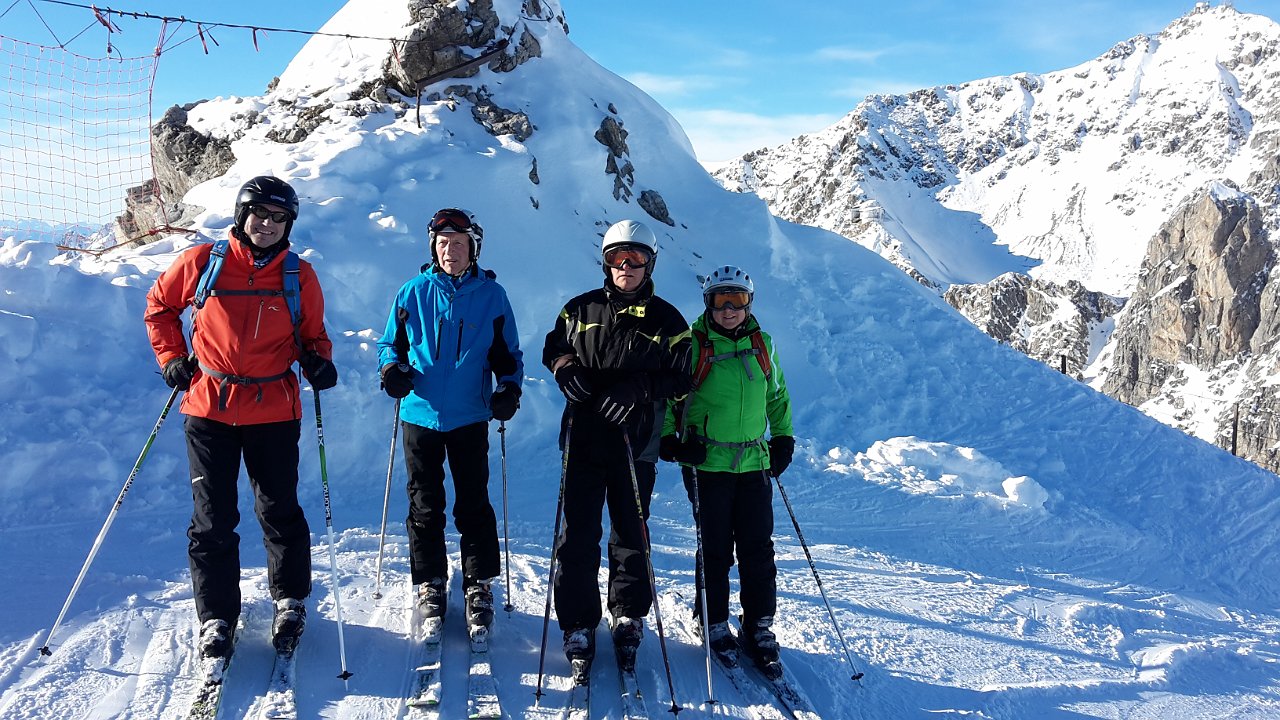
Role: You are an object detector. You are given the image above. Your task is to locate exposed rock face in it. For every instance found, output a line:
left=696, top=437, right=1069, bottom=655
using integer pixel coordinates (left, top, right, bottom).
left=945, top=273, right=1121, bottom=378
left=385, top=0, right=543, bottom=96
left=150, top=105, right=236, bottom=224
left=1097, top=187, right=1278, bottom=469
left=1103, top=189, right=1270, bottom=403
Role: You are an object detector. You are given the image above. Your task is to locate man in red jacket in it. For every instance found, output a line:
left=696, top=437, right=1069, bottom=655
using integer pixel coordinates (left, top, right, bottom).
left=144, top=176, right=337, bottom=659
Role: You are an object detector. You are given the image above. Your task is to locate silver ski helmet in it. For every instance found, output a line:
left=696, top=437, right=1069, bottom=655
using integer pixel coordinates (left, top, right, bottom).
left=601, top=219, right=658, bottom=279
left=428, top=207, right=484, bottom=265
left=702, top=265, right=754, bottom=312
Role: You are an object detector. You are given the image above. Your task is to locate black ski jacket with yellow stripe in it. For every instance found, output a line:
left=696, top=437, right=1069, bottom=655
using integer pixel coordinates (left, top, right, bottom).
left=542, top=279, right=692, bottom=460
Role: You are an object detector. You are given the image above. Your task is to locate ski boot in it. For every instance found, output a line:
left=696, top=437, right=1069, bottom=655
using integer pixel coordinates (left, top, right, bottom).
left=199, top=618, right=235, bottom=659
left=417, top=577, right=447, bottom=642
left=271, top=598, right=306, bottom=653
left=465, top=578, right=495, bottom=650
left=610, top=614, right=644, bottom=672
left=704, top=620, right=739, bottom=666
left=741, top=616, right=782, bottom=680
left=563, top=627, right=596, bottom=685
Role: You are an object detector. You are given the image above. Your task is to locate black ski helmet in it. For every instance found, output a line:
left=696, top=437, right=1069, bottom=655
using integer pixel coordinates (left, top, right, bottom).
left=233, top=176, right=299, bottom=241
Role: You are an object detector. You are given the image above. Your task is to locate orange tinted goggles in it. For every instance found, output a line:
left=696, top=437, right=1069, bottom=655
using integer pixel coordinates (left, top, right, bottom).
left=603, top=246, right=653, bottom=268
left=707, top=291, right=751, bottom=310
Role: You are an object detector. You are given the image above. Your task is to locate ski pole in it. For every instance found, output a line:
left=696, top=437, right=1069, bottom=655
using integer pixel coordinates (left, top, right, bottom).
left=499, top=420, right=514, bottom=614
left=622, top=432, right=681, bottom=714
left=688, top=466, right=717, bottom=706
left=40, top=385, right=181, bottom=656
left=314, top=388, right=353, bottom=681
left=373, top=398, right=401, bottom=599
left=534, top=412, right=573, bottom=704
left=766, top=469, right=864, bottom=681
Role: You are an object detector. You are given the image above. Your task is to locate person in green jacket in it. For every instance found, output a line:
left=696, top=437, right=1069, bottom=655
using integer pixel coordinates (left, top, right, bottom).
left=660, top=265, right=794, bottom=679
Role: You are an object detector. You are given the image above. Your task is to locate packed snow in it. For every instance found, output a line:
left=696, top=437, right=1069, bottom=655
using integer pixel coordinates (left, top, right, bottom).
left=2, top=1, right=1279, bottom=718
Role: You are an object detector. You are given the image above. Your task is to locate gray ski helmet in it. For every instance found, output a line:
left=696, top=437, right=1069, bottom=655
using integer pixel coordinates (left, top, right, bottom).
left=601, top=219, right=658, bottom=278
left=427, top=207, right=483, bottom=264
left=234, top=175, right=299, bottom=230
left=702, top=265, right=754, bottom=310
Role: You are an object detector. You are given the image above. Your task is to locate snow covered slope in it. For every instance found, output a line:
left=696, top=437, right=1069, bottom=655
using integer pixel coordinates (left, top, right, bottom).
left=2, top=1, right=1279, bottom=718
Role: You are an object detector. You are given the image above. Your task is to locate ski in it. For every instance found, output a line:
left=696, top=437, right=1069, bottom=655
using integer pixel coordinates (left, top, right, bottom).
left=741, top=661, right=821, bottom=720
left=185, top=653, right=234, bottom=720
left=466, top=625, right=502, bottom=719
left=561, top=669, right=590, bottom=720
left=257, top=647, right=298, bottom=719
left=710, top=652, right=792, bottom=720
left=405, top=616, right=445, bottom=716
left=185, top=615, right=247, bottom=720
left=611, top=641, right=646, bottom=720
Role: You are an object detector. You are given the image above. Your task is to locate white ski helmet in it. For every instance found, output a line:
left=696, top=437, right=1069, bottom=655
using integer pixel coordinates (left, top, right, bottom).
left=601, top=219, right=659, bottom=279
left=701, top=265, right=754, bottom=296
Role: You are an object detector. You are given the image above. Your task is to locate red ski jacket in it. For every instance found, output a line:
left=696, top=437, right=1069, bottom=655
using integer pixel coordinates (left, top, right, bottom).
left=144, top=232, right=333, bottom=425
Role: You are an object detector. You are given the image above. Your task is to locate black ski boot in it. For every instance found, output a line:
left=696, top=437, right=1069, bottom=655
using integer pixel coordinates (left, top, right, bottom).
left=465, top=578, right=495, bottom=649
left=199, top=618, right=235, bottom=659
left=417, top=577, right=447, bottom=641
left=465, top=578, right=495, bottom=629
left=704, top=620, right=739, bottom=666
left=610, top=614, right=644, bottom=672
left=271, top=598, right=306, bottom=653
left=741, top=616, right=782, bottom=680
left=563, top=627, right=596, bottom=685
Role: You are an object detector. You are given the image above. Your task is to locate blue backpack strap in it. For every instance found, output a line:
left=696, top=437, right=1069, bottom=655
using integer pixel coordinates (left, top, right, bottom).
left=282, top=251, right=303, bottom=354
left=193, top=239, right=230, bottom=310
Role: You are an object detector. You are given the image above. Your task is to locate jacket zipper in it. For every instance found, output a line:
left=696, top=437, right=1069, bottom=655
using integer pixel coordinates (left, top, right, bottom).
left=456, top=316, right=464, bottom=362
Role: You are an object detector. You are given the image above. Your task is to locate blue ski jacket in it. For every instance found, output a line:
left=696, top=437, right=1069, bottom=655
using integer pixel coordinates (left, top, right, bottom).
left=377, top=264, right=523, bottom=431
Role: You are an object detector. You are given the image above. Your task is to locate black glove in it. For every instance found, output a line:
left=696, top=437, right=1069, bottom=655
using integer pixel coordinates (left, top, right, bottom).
left=660, top=434, right=708, bottom=465
left=554, top=362, right=593, bottom=404
left=767, top=436, right=795, bottom=477
left=675, top=438, right=707, bottom=466
left=594, top=376, right=647, bottom=425
left=380, top=363, right=414, bottom=399
left=490, top=382, right=520, bottom=422
left=659, top=435, right=681, bottom=462
left=300, top=351, right=338, bottom=391
left=162, top=356, right=197, bottom=390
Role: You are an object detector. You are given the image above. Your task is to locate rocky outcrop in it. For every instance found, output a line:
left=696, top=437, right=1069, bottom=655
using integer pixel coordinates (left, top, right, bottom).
left=1103, top=188, right=1271, bottom=403
left=150, top=105, right=237, bottom=225
left=945, top=273, right=1121, bottom=378
left=386, top=0, right=539, bottom=97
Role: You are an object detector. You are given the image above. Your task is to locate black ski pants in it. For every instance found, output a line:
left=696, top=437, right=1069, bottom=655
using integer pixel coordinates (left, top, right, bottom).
left=402, top=420, right=500, bottom=585
left=684, top=467, right=777, bottom=626
left=555, top=418, right=656, bottom=632
left=185, top=416, right=311, bottom=625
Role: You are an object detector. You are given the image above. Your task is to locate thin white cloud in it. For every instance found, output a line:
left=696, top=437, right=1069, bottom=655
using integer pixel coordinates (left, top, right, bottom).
left=669, top=108, right=844, bottom=163
left=813, top=46, right=892, bottom=63
left=623, top=72, right=723, bottom=98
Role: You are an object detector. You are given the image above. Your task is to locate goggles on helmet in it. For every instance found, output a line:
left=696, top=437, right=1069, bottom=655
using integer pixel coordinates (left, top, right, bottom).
left=429, top=208, right=475, bottom=235
left=706, top=290, right=752, bottom=311
left=248, top=205, right=291, bottom=223
left=603, top=245, right=653, bottom=269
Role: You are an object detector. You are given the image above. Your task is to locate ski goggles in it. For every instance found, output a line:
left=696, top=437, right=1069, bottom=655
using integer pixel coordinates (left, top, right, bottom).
left=248, top=205, right=291, bottom=223
left=706, top=290, right=752, bottom=311
left=603, top=246, right=653, bottom=268
left=428, top=208, right=475, bottom=234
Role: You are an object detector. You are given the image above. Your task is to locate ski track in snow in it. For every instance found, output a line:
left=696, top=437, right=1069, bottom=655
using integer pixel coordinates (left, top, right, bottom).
left=6, top=523, right=1280, bottom=719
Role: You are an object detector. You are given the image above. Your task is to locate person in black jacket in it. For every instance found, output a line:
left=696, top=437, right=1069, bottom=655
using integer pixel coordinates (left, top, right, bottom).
left=543, top=219, right=692, bottom=671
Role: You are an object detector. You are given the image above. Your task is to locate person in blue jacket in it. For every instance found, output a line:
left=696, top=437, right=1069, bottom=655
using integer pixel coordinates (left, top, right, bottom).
left=377, top=208, right=523, bottom=633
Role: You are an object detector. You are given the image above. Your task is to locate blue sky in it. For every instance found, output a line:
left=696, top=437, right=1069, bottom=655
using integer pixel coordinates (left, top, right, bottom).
left=3, top=0, right=1279, bottom=162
